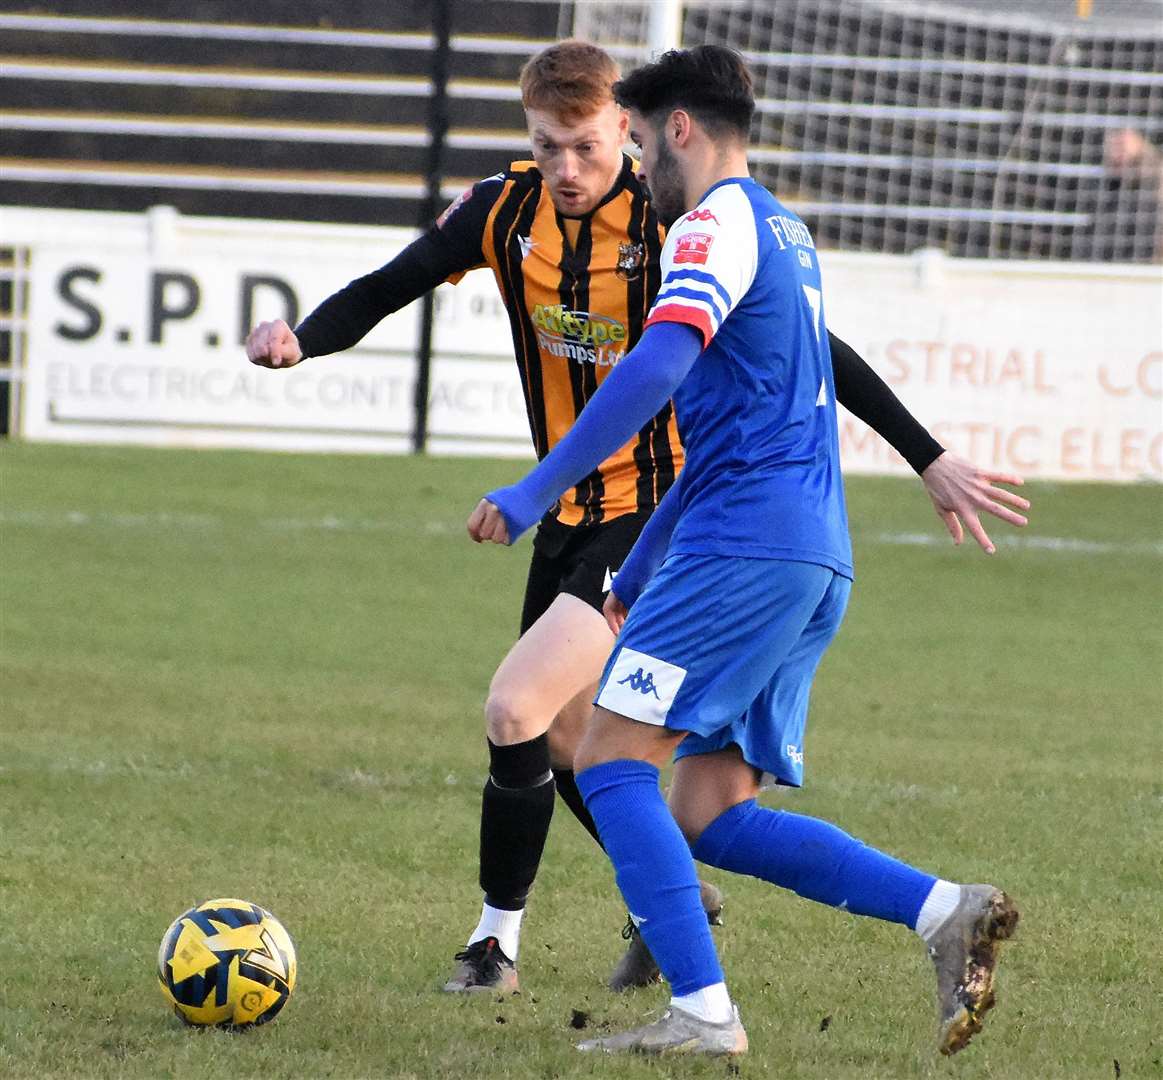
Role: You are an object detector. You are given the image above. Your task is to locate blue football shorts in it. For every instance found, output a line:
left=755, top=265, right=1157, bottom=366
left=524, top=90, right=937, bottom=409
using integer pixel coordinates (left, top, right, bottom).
left=594, top=553, right=851, bottom=787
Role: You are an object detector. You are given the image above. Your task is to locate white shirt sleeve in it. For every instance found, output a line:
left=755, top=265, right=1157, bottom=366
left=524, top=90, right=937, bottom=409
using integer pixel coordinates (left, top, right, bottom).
left=644, top=185, right=759, bottom=347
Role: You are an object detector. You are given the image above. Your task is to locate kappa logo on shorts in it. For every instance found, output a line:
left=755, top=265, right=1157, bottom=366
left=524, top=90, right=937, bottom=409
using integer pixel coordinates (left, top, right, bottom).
left=597, top=647, right=688, bottom=727
left=617, top=668, right=661, bottom=698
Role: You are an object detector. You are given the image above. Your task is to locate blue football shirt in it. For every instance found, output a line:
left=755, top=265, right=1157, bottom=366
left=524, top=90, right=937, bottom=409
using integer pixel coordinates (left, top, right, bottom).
left=644, top=177, right=853, bottom=578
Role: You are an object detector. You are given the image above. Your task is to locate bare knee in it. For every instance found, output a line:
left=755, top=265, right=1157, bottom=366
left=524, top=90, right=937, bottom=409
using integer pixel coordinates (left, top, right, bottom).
left=671, top=803, right=711, bottom=847
left=484, top=687, right=546, bottom=746
left=669, top=750, right=762, bottom=846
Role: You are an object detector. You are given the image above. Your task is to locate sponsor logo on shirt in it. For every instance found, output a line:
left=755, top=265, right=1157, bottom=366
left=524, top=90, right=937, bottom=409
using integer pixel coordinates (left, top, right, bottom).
left=530, top=304, right=627, bottom=367
left=684, top=208, right=721, bottom=224
left=674, top=232, right=715, bottom=265
left=786, top=744, right=804, bottom=766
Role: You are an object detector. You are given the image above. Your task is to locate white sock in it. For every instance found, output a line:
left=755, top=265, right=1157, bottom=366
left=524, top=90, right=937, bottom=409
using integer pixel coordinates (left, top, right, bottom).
left=671, top=982, right=734, bottom=1025
left=468, top=903, right=524, bottom=960
left=914, top=880, right=963, bottom=942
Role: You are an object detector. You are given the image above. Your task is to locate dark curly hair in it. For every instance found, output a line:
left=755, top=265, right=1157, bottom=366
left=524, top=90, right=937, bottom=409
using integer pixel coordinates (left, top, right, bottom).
left=613, top=44, right=754, bottom=139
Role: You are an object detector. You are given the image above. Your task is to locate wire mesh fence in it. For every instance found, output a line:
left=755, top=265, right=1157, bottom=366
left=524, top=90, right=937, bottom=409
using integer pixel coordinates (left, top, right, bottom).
left=573, top=0, right=1163, bottom=261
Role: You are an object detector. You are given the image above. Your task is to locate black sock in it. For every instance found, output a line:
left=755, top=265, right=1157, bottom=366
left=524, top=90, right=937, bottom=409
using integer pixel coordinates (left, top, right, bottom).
left=479, top=734, right=555, bottom=910
left=552, top=767, right=605, bottom=849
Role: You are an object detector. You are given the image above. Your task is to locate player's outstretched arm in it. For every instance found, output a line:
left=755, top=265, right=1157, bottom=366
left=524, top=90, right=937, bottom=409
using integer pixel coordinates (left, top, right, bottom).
left=829, top=331, right=943, bottom=474
left=469, top=321, right=704, bottom=546
left=246, top=318, right=303, bottom=369
left=829, top=333, right=1030, bottom=553
left=921, top=451, right=1029, bottom=555
left=247, top=177, right=498, bottom=369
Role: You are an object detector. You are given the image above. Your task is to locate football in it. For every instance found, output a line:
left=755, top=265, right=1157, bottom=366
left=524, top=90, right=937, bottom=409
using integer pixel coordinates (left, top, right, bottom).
left=157, top=898, right=297, bottom=1029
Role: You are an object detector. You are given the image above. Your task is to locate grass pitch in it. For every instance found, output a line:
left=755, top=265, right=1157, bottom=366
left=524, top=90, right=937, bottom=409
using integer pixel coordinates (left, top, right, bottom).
left=1, top=442, right=1160, bottom=1079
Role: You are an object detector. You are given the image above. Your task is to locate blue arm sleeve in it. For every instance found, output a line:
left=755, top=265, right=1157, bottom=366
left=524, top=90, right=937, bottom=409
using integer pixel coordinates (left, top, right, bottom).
left=610, top=468, right=684, bottom=608
left=486, top=321, right=703, bottom=542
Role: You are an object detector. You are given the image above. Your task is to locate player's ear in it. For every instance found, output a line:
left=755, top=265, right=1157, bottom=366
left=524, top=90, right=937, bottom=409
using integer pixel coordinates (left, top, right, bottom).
left=670, top=109, right=693, bottom=147
left=614, top=105, right=629, bottom=143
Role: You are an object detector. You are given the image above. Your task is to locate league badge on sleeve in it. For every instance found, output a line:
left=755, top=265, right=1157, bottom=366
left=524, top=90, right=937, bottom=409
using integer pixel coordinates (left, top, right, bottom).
left=437, top=187, right=474, bottom=229
left=674, top=232, right=715, bottom=265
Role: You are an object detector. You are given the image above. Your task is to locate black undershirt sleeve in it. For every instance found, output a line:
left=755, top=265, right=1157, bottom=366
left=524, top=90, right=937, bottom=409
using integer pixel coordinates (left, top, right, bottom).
left=828, top=330, right=944, bottom=475
left=294, top=178, right=500, bottom=359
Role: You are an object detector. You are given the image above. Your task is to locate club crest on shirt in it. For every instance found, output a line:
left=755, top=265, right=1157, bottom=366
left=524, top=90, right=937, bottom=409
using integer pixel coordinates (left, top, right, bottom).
left=674, top=232, right=714, bottom=264
left=616, top=241, right=645, bottom=280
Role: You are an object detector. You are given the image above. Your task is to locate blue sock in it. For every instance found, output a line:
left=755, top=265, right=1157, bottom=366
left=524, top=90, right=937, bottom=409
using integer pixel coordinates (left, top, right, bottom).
left=691, top=800, right=936, bottom=928
left=577, top=760, right=724, bottom=996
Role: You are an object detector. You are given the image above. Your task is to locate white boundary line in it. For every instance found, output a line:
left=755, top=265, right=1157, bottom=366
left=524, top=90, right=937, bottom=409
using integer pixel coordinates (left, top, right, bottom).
left=2, top=509, right=1159, bottom=555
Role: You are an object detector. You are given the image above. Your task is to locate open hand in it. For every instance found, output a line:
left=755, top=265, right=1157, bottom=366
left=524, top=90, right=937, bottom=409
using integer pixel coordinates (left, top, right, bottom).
left=921, top=451, right=1030, bottom=554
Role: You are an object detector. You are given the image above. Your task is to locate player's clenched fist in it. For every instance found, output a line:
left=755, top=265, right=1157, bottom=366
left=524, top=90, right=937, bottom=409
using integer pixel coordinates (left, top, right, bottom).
left=246, top=319, right=303, bottom=368
left=467, top=498, right=511, bottom=545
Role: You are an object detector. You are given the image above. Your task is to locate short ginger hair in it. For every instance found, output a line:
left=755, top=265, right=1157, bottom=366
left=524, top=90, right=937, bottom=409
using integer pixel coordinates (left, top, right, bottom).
left=520, top=40, right=620, bottom=123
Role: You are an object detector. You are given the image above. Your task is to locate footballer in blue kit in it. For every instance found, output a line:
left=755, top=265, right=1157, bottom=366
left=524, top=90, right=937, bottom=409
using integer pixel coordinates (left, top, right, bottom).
left=595, top=171, right=852, bottom=790
left=468, top=45, right=1020, bottom=1060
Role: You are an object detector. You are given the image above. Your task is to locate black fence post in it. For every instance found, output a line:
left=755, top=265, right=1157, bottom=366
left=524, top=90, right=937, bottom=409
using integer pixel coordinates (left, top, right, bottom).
left=412, top=0, right=453, bottom=454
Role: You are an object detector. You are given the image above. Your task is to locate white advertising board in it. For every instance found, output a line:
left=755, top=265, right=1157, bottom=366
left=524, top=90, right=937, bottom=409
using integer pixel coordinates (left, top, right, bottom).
left=6, top=206, right=531, bottom=456
left=821, top=251, right=1163, bottom=481
left=4, top=205, right=1160, bottom=479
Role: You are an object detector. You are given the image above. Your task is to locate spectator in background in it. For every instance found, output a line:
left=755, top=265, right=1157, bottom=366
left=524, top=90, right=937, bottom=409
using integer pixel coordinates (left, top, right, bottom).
left=1092, top=127, right=1163, bottom=262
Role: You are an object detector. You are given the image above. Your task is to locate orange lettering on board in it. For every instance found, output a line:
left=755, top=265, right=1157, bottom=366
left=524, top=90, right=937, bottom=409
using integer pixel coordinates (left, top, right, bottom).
left=884, top=339, right=909, bottom=383
left=998, top=349, right=1024, bottom=387
left=963, top=421, right=990, bottom=461
left=1088, top=431, right=1117, bottom=477
left=1007, top=426, right=1041, bottom=470
left=921, top=342, right=943, bottom=383
left=840, top=419, right=885, bottom=460
left=1033, top=351, right=1055, bottom=394
left=1098, top=365, right=1131, bottom=396
left=1060, top=428, right=1086, bottom=473
left=1139, top=352, right=1162, bottom=398
left=949, top=344, right=977, bottom=386
left=1119, top=429, right=1146, bottom=475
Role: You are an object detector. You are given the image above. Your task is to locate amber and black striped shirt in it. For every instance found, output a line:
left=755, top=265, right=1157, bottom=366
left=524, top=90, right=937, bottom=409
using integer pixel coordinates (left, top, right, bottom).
left=296, top=154, right=682, bottom=528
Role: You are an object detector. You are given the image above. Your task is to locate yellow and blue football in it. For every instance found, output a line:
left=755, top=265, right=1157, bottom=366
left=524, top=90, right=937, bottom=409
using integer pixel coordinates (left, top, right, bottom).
left=157, top=898, right=297, bottom=1029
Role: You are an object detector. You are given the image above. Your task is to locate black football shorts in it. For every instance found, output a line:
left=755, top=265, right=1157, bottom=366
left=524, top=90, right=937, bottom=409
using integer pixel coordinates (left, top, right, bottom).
left=518, top=511, right=652, bottom=635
